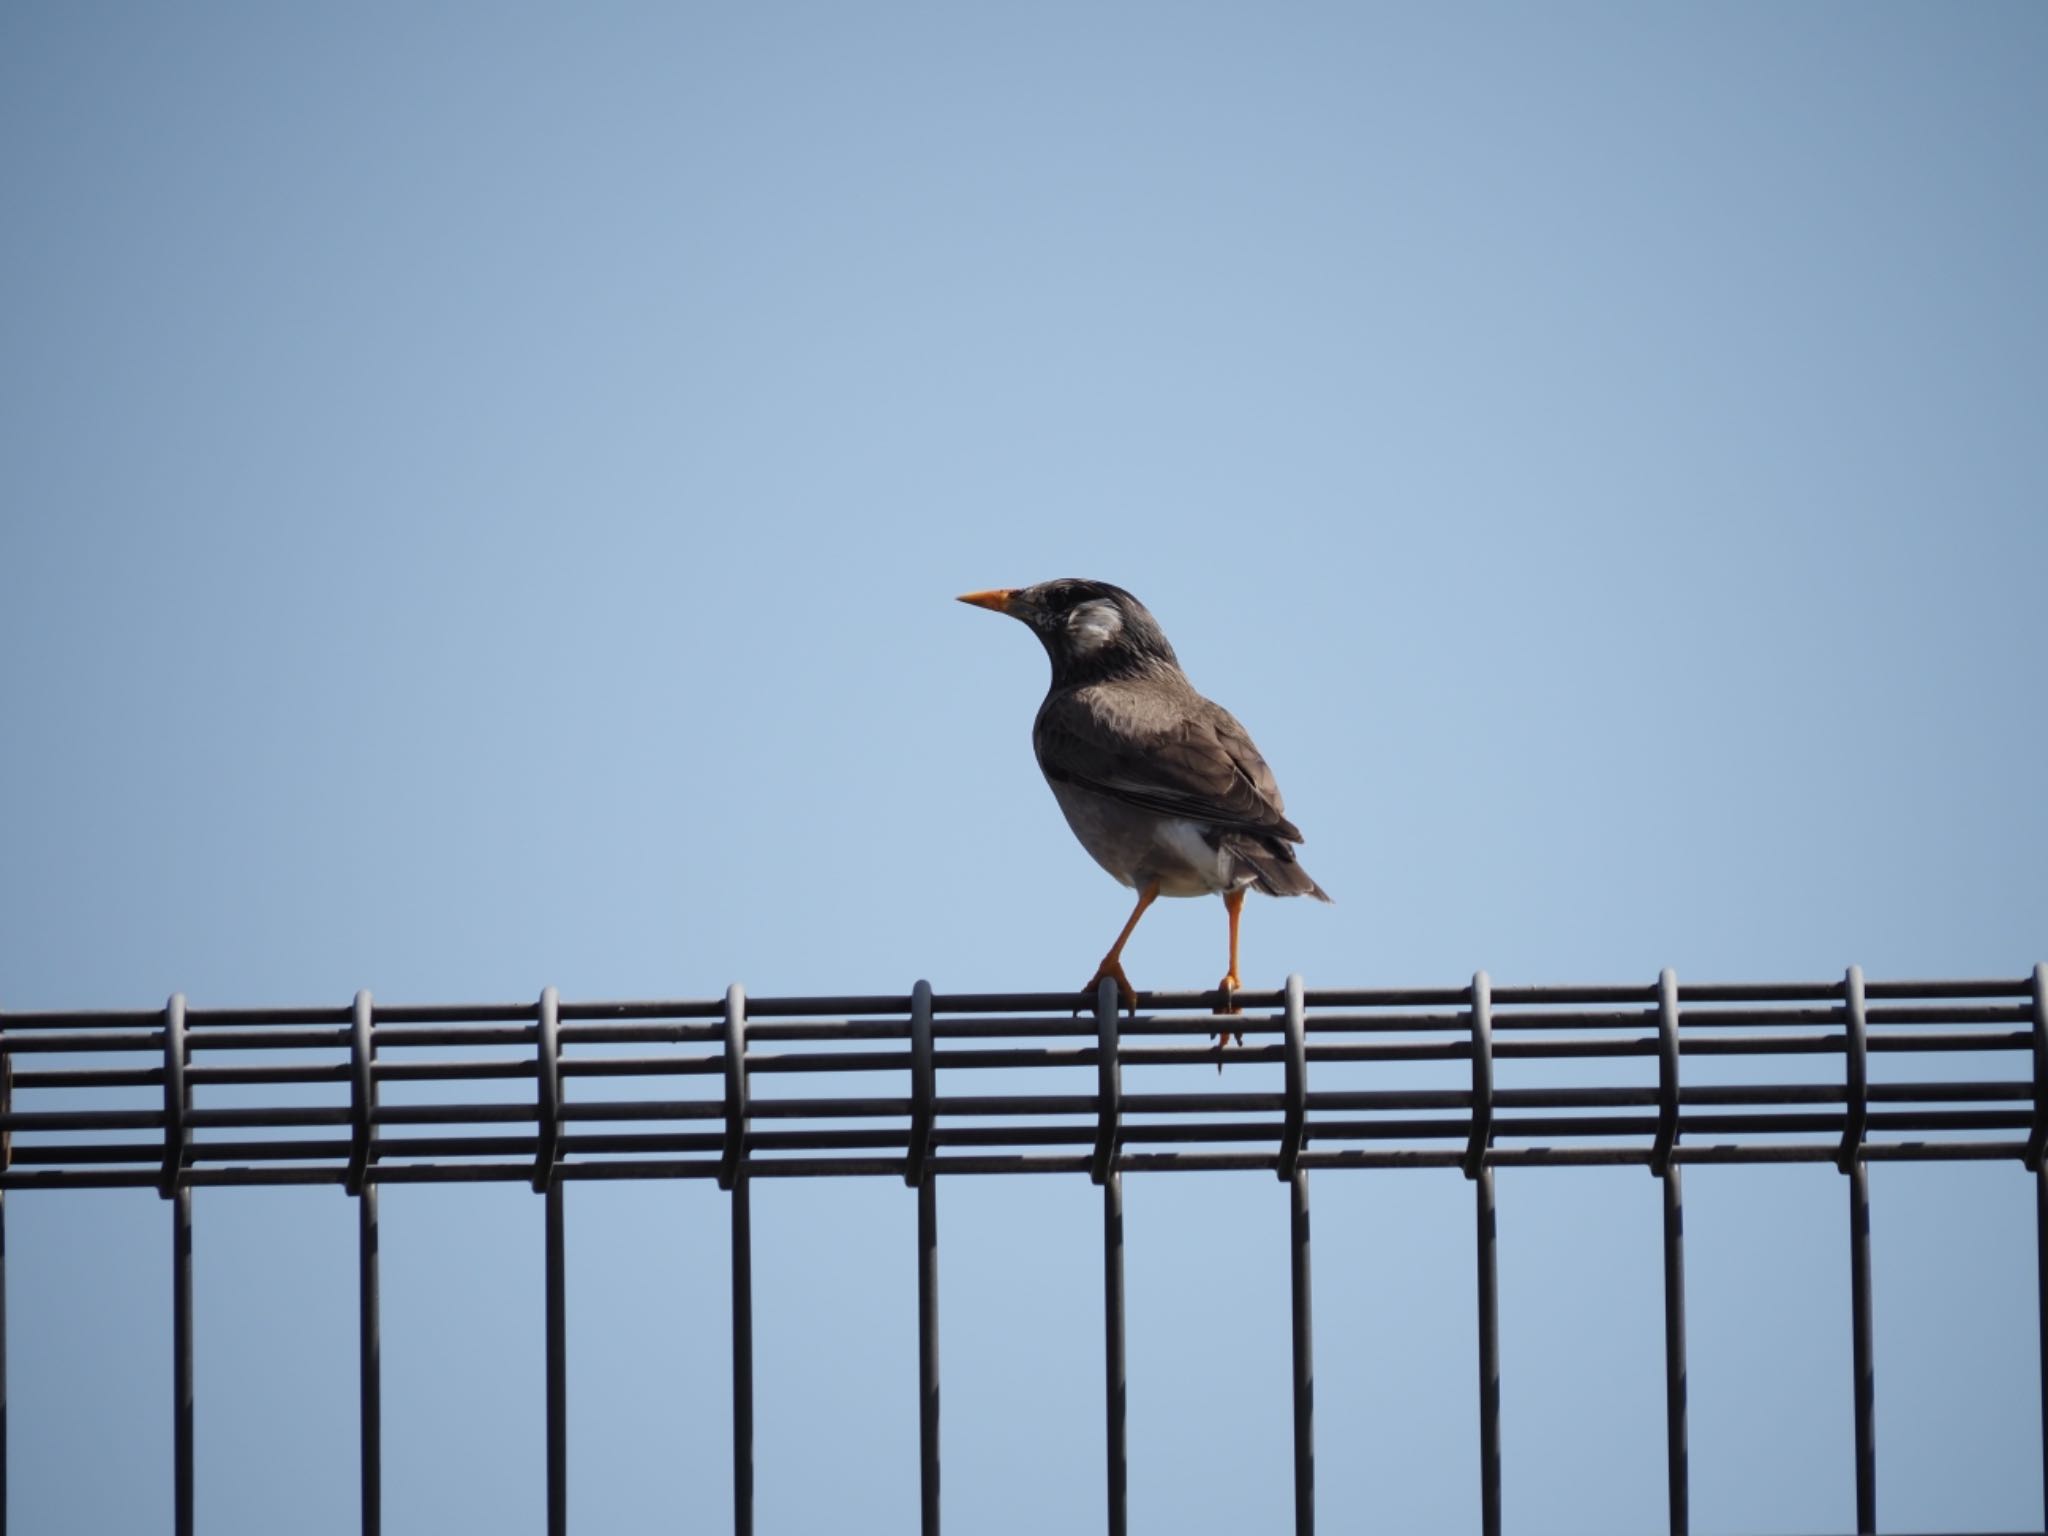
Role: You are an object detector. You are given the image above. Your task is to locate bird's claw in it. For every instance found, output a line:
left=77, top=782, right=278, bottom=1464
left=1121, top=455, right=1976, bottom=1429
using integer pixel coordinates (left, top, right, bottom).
left=1212, top=974, right=1244, bottom=1069
left=1216, top=973, right=1242, bottom=1018
left=1080, top=959, right=1139, bottom=1018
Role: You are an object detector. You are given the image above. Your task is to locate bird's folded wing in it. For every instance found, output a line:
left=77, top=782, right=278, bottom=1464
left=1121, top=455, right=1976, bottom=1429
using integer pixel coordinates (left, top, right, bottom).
left=1034, top=690, right=1305, bottom=844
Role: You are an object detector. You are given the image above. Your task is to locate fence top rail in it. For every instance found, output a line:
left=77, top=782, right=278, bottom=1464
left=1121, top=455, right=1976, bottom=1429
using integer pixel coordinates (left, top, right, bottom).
left=0, top=973, right=2038, bottom=1032
left=2, top=970, right=2040, bottom=1189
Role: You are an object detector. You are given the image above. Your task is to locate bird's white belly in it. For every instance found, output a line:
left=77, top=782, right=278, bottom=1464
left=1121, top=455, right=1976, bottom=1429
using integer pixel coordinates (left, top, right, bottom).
left=1046, top=779, right=1241, bottom=898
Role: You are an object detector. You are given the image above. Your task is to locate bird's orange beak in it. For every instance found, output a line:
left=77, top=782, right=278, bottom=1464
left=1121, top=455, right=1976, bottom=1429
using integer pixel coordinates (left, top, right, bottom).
left=956, top=588, right=1016, bottom=614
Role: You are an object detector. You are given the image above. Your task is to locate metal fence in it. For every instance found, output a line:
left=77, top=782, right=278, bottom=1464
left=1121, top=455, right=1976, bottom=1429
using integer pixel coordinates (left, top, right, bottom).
left=2, top=967, right=2045, bottom=1536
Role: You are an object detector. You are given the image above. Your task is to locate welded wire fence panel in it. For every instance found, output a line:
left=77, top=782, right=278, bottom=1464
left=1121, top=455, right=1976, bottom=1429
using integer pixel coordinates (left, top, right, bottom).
left=1, top=967, right=2044, bottom=1535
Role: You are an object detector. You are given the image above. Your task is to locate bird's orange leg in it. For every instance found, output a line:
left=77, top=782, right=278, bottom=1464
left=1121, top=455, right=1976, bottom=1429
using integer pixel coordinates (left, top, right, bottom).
left=1086, top=881, right=1160, bottom=1013
left=1214, top=887, right=1246, bottom=1058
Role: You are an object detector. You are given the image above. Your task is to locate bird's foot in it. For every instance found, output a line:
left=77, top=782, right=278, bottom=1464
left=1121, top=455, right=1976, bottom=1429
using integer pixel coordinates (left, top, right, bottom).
left=1212, top=973, right=1244, bottom=1070
left=1082, top=957, right=1138, bottom=1017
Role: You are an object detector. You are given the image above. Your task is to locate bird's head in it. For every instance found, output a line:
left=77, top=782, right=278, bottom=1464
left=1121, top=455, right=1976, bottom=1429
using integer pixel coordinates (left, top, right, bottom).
left=957, top=578, right=1180, bottom=684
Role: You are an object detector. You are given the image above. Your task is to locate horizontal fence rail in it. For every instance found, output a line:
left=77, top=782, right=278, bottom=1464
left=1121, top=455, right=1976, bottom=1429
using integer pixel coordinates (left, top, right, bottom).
left=5, top=972, right=2044, bottom=1184
left=1, top=967, right=2044, bottom=1536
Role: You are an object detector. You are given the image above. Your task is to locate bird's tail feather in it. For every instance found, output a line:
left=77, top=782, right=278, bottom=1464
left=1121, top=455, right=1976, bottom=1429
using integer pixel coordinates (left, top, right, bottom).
left=1231, top=836, right=1332, bottom=902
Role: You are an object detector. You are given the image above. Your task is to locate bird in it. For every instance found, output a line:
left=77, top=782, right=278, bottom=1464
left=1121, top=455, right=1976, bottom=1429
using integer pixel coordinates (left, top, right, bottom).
left=958, top=579, right=1328, bottom=1041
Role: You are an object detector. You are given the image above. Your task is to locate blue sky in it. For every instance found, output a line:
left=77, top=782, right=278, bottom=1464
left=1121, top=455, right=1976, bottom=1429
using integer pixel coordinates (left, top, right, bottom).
left=3, top=5, right=2045, bottom=1533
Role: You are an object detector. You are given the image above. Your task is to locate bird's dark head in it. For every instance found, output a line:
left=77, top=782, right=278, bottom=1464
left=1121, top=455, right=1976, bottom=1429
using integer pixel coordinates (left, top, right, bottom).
left=957, top=578, right=1180, bottom=684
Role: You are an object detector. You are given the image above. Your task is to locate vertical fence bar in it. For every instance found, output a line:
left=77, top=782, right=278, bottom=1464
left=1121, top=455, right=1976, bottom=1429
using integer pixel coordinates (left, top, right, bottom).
left=2029, top=964, right=2048, bottom=1179
left=162, top=993, right=194, bottom=1536
left=2031, top=962, right=2048, bottom=1528
left=534, top=986, right=563, bottom=1194
left=917, top=1176, right=940, bottom=1536
left=0, top=1197, right=6, bottom=1536
left=1660, top=1169, right=1689, bottom=1536
left=730, top=1176, right=753, bottom=1536
left=1289, top=1170, right=1315, bottom=1536
left=161, top=993, right=188, bottom=1201
left=1278, top=975, right=1313, bottom=1536
left=1651, top=968, right=1689, bottom=1536
left=1093, top=975, right=1126, bottom=1536
left=908, top=980, right=939, bottom=1536
left=2038, top=1163, right=2047, bottom=1534
left=906, top=981, right=936, bottom=1188
left=721, top=985, right=753, bottom=1536
left=1474, top=1164, right=1500, bottom=1536
left=358, top=1186, right=380, bottom=1536
left=347, top=990, right=381, bottom=1536
left=1090, top=977, right=1122, bottom=1188
left=1848, top=1163, right=1874, bottom=1533
left=1, top=1041, right=10, bottom=1536
left=533, top=987, right=566, bottom=1536
left=1462, top=972, right=1494, bottom=1185
left=1464, top=972, right=1501, bottom=1536
left=173, top=1185, right=194, bottom=1536
left=1103, top=1169, right=1127, bottom=1536
left=1838, top=966, right=1875, bottom=1535
left=0, top=1202, right=5, bottom=1536
left=545, top=1183, right=567, bottom=1536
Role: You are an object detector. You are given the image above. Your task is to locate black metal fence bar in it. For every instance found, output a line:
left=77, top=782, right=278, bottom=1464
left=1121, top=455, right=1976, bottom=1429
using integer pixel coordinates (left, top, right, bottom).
left=1838, top=967, right=1876, bottom=1536
left=910, top=979, right=940, bottom=1536
left=1103, top=1169, right=1126, bottom=1536
left=2039, top=1165, right=2047, bottom=1534
left=0, top=1139, right=2034, bottom=1188
left=358, top=1183, right=380, bottom=1536
left=1, top=1045, right=10, bottom=1536
left=2032, top=963, right=2048, bottom=1532
left=1660, top=1165, right=1688, bottom=1536
left=172, top=1184, right=193, bottom=1536
left=1280, top=975, right=1314, bottom=1536
left=1652, top=968, right=1689, bottom=1536
left=1, top=971, right=2043, bottom=1536
left=1460, top=973, right=1502, bottom=1536
left=1093, top=976, right=1128, bottom=1536
left=722, top=985, right=753, bottom=1536
left=1474, top=1163, right=1501, bottom=1536
left=0, top=1191, right=6, bottom=1536
left=917, top=1176, right=939, bottom=1536
left=11, top=979, right=2042, bottom=1034
left=536, top=988, right=568, bottom=1536
left=347, top=989, right=381, bottom=1536
left=1289, top=1167, right=1314, bottom=1536
left=1848, top=1160, right=1876, bottom=1535
left=160, top=993, right=195, bottom=1536
left=545, top=1183, right=567, bottom=1536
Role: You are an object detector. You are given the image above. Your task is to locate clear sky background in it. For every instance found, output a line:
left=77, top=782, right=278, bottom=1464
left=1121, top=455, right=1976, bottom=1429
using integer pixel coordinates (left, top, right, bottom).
left=3, top=5, right=2045, bottom=1533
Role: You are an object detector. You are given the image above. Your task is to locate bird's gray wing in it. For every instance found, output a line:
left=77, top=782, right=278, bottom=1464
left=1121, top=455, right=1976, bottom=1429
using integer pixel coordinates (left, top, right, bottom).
left=1033, top=687, right=1306, bottom=843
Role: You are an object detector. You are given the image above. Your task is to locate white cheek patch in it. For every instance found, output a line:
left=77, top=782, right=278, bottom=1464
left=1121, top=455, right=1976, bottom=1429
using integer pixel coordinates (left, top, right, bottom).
left=1066, top=599, right=1124, bottom=654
